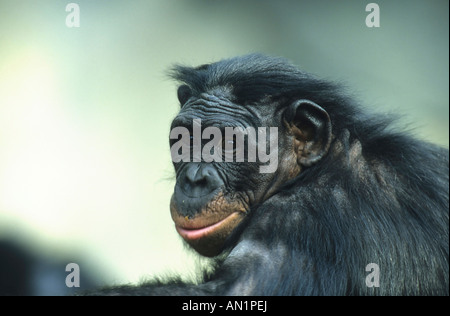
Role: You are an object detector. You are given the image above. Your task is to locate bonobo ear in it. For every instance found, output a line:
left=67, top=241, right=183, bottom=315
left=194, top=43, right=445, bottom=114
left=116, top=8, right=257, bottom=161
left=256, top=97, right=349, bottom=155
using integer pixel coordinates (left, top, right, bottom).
left=177, top=85, right=192, bottom=106
left=283, top=100, right=332, bottom=167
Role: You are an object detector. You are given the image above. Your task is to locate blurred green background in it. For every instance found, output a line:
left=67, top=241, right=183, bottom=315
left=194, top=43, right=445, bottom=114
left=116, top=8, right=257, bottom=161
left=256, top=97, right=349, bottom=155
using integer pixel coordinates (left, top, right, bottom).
left=0, top=0, right=448, bottom=293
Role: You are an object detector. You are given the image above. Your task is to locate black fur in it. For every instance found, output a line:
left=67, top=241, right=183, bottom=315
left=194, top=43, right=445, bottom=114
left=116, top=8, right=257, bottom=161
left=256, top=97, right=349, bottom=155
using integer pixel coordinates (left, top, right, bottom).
left=90, top=54, right=449, bottom=296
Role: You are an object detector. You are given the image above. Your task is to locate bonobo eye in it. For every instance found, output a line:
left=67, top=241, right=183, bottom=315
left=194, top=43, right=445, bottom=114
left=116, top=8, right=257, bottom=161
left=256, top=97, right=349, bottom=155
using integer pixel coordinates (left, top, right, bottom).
left=222, top=134, right=237, bottom=158
left=177, top=85, right=192, bottom=106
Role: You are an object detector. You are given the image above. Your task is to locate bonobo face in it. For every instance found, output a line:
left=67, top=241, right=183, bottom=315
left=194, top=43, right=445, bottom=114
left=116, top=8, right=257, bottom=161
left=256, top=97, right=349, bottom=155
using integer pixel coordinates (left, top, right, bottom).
left=168, top=87, right=290, bottom=257
left=169, top=65, right=331, bottom=257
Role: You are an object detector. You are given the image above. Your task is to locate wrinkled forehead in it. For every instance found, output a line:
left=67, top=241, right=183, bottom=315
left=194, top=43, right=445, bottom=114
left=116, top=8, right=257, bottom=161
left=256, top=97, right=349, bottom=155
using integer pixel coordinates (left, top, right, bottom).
left=174, top=91, right=264, bottom=128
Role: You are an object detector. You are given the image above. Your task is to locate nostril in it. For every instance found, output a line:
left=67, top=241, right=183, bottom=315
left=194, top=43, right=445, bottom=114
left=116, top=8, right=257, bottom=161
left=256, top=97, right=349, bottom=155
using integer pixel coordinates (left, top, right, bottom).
left=194, top=177, right=207, bottom=186
left=185, top=164, right=202, bottom=184
left=202, top=168, right=214, bottom=178
left=179, top=164, right=224, bottom=198
left=185, top=164, right=218, bottom=185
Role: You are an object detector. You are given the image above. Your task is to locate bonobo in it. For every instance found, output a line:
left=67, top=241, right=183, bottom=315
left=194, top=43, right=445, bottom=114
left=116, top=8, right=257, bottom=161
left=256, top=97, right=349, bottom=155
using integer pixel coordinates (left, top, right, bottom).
left=90, top=54, right=449, bottom=296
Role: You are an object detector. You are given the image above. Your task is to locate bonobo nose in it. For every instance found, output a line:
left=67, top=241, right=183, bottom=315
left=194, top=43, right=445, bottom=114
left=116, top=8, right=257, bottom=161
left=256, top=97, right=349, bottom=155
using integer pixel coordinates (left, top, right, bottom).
left=179, top=163, right=223, bottom=198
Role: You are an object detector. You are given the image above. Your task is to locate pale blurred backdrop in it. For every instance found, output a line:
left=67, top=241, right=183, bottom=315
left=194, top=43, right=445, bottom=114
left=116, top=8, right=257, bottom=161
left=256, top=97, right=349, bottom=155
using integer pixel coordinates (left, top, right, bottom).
left=0, top=0, right=448, bottom=294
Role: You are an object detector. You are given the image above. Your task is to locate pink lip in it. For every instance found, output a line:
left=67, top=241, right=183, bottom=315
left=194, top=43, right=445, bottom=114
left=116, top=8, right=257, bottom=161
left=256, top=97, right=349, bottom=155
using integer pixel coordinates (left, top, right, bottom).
left=175, top=212, right=239, bottom=240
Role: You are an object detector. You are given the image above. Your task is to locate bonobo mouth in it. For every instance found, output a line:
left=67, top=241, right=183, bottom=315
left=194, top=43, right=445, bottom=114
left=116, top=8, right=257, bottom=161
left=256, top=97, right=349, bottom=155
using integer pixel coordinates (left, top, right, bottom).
left=170, top=193, right=247, bottom=257
left=175, top=212, right=241, bottom=240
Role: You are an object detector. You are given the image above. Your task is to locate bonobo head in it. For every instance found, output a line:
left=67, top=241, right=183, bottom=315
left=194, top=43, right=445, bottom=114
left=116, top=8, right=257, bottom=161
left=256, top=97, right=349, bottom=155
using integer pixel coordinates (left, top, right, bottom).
left=168, top=54, right=332, bottom=256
